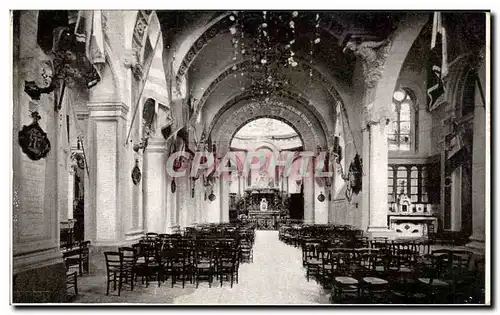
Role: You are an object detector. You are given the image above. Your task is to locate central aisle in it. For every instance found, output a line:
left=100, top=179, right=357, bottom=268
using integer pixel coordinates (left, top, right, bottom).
left=174, top=230, right=329, bottom=304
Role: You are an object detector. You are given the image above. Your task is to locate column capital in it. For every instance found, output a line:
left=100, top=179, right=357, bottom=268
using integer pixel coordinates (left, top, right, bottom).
left=123, top=48, right=143, bottom=80
left=145, top=136, right=167, bottom=153
left=362, top=108, right=390, bottom=131
left=344, top=39, right=391, bottom=89
left=87, top=101, right=129, bottom=119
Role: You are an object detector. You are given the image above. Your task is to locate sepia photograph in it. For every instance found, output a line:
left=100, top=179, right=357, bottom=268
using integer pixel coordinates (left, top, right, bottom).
left=10, top=9, right=490, bottom=305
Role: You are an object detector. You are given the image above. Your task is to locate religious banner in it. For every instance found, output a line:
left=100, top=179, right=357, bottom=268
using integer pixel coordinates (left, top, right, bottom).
left=427, top=12, right=448, bottom=111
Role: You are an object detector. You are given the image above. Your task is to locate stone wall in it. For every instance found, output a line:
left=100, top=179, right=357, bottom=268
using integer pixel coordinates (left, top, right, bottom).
left=12, top=10, right=66, bottom=303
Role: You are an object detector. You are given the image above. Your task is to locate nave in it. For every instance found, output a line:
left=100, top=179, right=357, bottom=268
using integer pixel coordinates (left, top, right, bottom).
left=12, top=11, right=488, bottom=304
left=73, top=230, right=329, bottom=304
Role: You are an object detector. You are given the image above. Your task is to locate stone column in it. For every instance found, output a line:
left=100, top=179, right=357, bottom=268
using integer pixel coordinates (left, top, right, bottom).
left=366, top=121, right=393, bottom=237
left=143, top=136, right=167, bottom=233
left=166, top=176, right=176, bottom=233
left=467, top=103, right=486, bottom=250
left=361, top=129, right=371, bottom=231
left=303, top=154, right=315, bottom=224
left=206, top=179, right=220, bottom=223
left=344, top=38, right=394, bottom=237
left=176, top=175, right=189, bottom=229
left=314, top=161, right=329, bottom=224
left=220, top=176, right=230, bottom=222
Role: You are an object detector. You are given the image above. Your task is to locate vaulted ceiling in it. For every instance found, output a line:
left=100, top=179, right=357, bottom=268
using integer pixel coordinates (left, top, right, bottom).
left=156, top=11, right=402, bottom=145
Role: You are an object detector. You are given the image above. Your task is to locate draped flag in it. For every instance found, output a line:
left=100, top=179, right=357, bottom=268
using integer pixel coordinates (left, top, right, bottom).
left=334, top=102, right=345, bottom=164
left=53, top=11, right=104, bottom=89
left=159, top=103, right=174, bottom=140
left=427, top=12, right=448, bottom=111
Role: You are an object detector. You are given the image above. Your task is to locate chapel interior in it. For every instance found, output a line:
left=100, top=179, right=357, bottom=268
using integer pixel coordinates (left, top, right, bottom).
left=11, top=10, right=489, bottom=304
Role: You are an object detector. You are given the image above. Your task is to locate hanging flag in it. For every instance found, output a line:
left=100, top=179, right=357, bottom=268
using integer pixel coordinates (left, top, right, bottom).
left=52, top=11, right=103, bottom=89
left=73, top=10, right=105, bottom=88
left=159, top=103, right=174, bottom=140
left=334, top=102, right=345, bottom=163
left=427, top=12, right=448, bottom=111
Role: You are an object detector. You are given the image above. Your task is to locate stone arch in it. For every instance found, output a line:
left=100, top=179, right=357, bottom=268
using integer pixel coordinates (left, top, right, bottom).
left=211, top=100, right=326, bottom=155
left=123, top=11, right=140, bottom=50
left=442, top=53, right=482, bottom=114
left=207, top=91, right=331, bottom=148
left=255, top=142, right=281, bottom=154
left=396, top=76, right=426, bottom=111
left=191, top=57, right=348, bottom=131
left=101, top=39, right=125, bottom=102
left=370, top=13, right=431, bottom=124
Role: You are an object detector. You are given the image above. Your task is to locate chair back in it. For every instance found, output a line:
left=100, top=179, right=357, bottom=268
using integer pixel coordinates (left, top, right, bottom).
left=104, top=252, right=122, bottom=271
left=119, top=247, right=137, bottom=268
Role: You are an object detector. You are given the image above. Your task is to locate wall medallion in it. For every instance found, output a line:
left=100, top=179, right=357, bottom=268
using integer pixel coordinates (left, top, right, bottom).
left=18, top=112, right=51, bottom=161
left=131, top=159, right=141, bottom=185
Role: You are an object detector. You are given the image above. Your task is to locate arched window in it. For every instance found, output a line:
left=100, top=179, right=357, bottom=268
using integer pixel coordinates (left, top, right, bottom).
left=388, top=88, right=416, bottom=151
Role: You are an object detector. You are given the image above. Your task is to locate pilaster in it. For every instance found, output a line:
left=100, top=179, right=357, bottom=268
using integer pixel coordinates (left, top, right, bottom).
left=467, top=103, right=486, bottom=251
left=143, top=136, right=167, bottom=233
left=87, top=101, right=129, bottom=245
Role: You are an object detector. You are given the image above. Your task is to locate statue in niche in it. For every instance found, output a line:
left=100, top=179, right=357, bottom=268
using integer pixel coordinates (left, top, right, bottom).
left=254, top=170, right=270, bottom=188
left=260, top=198, right=268, bottom=212
left=397, top=180, right=412, bottom=214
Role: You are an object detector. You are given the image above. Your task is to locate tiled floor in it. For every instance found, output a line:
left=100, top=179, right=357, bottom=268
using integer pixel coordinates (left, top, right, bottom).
left=73, top=230, right=329, bottom=304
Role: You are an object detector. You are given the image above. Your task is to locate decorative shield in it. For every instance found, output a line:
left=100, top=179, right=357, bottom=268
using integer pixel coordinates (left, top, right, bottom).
left=18, top=112, right=51, bottom=161
left=131, top=160, right=141, bottom=185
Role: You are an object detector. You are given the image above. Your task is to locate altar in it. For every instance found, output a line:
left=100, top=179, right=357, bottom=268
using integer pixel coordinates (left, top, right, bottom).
left=244, top=188, right=286, bottom=230
left=388, top=214, right=438, bottom=238
left=388, top=191, right=439, bottom=239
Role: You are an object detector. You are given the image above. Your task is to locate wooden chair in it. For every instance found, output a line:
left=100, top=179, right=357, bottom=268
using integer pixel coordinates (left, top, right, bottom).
left=104, top=252, right=122, bottom=296
left=217, top=247, right=239, bottom=288
left=194, top=248, right=215, bottom=288
left=136, top=242, right=162, bottom=287
left=170, top=246, right=194, bottom=288
left=415, top=253, right=452, bottom=303
left=330, top=251, right=361, bottom=303
left=240, top=238, right=253, bottom=263
left=64, top=259, right=78, bottom=299
left=304, top=243, right=322, bottom=282
left=118, top=247, right=137, bottom=292
left=64, top=240, right=90, bottom=276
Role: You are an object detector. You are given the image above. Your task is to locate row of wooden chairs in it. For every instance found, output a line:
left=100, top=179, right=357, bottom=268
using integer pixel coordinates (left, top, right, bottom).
left=60, top=240, right=91, bottom=300
left=301, top=243, right=484, bottom=304
left=104, top=228, right=255, bottom=295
